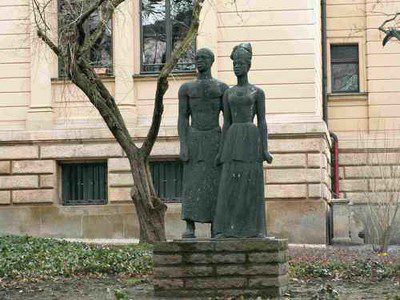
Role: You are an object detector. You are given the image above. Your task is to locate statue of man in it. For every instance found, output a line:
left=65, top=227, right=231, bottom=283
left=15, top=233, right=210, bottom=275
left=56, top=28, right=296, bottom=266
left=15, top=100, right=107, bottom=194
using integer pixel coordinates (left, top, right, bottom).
left=178, top=48, right=229, bottom=238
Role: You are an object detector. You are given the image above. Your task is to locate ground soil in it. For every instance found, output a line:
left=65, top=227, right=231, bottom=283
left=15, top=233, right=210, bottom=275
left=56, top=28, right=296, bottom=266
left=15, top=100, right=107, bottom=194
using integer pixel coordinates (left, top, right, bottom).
left=1, top=244, right=399, bottom=299
left=0, top=277, right=399, bottom=300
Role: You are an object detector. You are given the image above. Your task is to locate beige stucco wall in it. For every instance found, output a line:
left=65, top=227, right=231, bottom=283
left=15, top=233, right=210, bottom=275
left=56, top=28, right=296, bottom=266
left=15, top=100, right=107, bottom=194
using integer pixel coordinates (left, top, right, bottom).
left=326, top=0, right=400, bottom=244
left=0, top=0, right=334, bottom=243
left=0, top=1, right=30, bottom=131
left=1, top=0, right=325, bottom=131
left=4, top=1, right=400, bottom=136
left=326, top=0, right=400, bottom=178
left=327, top=0, right=400, bottom=136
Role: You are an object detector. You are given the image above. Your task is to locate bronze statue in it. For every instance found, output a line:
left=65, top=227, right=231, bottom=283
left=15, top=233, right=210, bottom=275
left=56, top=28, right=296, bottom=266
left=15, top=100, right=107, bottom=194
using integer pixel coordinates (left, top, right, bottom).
left=213, top=43, right=273, bottom=238
left=178, top=48, right=229, bottom=238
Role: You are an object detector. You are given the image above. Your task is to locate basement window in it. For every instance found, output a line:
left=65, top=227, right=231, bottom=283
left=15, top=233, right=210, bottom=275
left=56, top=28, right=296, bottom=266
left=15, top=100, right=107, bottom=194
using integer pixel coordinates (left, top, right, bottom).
left=61, top=162, right=108, bottom=206
left=150, top=160, right=183, bottom=202
left=330, top=44, right=360, bottom=93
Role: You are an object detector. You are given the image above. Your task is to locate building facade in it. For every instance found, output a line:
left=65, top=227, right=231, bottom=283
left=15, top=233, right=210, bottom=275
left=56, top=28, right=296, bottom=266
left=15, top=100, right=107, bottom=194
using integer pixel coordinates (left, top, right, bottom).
left=0, top=0, right=398, bottom=244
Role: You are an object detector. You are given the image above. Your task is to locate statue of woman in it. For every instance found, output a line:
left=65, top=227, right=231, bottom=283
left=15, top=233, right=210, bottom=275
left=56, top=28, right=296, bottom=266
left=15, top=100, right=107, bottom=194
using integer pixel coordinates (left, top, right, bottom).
left=214, top=43, right=273, bottom=238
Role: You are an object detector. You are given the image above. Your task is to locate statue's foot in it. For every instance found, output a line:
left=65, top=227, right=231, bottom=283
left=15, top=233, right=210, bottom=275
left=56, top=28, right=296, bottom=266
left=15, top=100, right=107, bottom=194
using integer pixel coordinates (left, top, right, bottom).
left=182, top=231, right=196, bottom=239
left=182, top=220, right=196, bottom=239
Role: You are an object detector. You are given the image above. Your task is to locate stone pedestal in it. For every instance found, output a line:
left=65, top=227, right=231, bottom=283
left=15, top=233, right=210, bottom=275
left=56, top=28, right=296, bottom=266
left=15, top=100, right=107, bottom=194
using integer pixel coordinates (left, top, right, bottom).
left=330, top=198, right=353, bottom=245
left=153, top=238, right=289, bottom=298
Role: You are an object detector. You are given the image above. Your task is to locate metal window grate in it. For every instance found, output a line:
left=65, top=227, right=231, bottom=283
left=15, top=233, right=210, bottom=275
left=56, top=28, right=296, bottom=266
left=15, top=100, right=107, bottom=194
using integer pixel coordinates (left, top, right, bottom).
left=61, top=162, right=108, bottom=206
left=150, top=160, right=183, bottom=202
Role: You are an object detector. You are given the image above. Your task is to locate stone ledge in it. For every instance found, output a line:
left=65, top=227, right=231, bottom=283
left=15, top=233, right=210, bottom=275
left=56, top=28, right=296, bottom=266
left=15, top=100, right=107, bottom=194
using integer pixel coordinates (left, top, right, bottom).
left=0, top=121, right=328, bottom=142
left=40, top=143, right=123, bottom=159
left=154, top=238, right=288, bottom=253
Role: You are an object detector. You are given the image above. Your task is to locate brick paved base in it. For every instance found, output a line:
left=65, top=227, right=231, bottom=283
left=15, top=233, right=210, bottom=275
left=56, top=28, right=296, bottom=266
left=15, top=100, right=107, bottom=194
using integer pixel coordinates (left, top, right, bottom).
left=153, top=238, right=289, bottom=298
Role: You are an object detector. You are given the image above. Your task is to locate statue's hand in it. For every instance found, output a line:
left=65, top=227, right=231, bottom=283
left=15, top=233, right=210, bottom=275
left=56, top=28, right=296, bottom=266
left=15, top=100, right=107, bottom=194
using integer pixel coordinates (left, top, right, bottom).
left=263, top=151, right=274, bottom=164
left=180, top=145, right=189, bottom=162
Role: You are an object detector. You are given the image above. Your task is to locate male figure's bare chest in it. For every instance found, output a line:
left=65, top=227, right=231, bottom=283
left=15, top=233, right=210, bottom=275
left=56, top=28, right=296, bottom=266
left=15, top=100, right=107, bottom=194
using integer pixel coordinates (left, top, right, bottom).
left=188, top=82, right=223, bottom=113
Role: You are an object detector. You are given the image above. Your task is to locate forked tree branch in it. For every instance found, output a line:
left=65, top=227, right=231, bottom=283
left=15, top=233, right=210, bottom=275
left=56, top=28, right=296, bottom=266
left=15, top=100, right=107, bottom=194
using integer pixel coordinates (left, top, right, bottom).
left=32, top=0, right=60, bottom=55
left=37, top=28, right=61, bottom=55
left=79, top=0, right=125, bottom=55
left=32, top=0, right=138, bottom=155
left=379, top=12, right=400, bottom=34
left=76, top=0, right=107, bottom=27
left=33, top=0, right=207, bottom=160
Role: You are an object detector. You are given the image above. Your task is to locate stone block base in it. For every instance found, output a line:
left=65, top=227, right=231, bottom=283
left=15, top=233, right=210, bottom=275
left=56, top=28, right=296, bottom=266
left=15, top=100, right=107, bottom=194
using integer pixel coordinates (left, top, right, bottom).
left=153, top=238, right=289, bottom=298
left=0, top=204, right=139, bottom=239
left=267, top=200, right=329, bottom=244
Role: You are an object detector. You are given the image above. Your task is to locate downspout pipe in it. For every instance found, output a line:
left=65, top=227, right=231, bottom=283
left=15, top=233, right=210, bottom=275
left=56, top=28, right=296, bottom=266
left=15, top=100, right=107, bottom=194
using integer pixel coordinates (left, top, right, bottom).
left=321, top=0, right=340, bottom=199
left=321, top=0, right=340, bottom=244
left=330, top=132, right=340, bottom=198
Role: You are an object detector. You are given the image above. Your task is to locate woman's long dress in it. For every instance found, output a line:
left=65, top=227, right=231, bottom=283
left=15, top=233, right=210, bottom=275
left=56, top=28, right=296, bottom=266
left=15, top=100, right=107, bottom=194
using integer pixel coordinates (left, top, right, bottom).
left=213, top=90, right=266, bottom=238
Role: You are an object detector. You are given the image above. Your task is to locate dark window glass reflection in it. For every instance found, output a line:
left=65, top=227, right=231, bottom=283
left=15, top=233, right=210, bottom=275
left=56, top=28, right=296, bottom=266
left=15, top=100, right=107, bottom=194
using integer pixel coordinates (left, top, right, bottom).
left=58, top=0, right=113, bottom=77
left=88, top=12, right=112, bottom=69
left=141, top=0, right=195, bottom=73
left=141, top=0, right=167, bottom=72
left=171, top=0, right=195, bottom=71
left=331, top=45, right=359, bottom=93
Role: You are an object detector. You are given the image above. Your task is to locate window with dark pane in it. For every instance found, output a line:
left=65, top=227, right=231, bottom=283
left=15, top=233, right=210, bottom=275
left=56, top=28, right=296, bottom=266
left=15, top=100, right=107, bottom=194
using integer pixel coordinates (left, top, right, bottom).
left=331, top=44, right=359, bottom=93
left=150, top=161, right=183, bottom=202
left=58, top=0, right=113, bottom=77
left=62, top=162, right=108, bottom=206
left=141, top=0, right=195, bottom=73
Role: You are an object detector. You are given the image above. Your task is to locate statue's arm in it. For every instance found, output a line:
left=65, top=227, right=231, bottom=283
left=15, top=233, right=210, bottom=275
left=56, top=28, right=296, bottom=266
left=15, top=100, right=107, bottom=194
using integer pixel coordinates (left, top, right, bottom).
left=256, top=88, right=273, bottom=164
left=215, top=89, right=231, bottom=165
left=220, top=83, right=230, bottom=110
left=178, top=84, right=190, bottom=162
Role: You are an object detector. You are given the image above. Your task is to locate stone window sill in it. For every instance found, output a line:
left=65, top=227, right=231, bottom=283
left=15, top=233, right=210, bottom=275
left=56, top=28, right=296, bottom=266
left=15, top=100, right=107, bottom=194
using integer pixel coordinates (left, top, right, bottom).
left=51, top=76, right=115, bottom=84
left=327, top=92, right=368, bottom=102
left=132, top=71, right=196, bottom=81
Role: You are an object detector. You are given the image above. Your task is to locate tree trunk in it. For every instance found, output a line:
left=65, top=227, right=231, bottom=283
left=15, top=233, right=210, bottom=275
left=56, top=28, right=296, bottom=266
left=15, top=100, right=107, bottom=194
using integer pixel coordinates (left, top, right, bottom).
left=128, top=154, right=167, bottom=243
left=33, top=0, right=205, bottom=244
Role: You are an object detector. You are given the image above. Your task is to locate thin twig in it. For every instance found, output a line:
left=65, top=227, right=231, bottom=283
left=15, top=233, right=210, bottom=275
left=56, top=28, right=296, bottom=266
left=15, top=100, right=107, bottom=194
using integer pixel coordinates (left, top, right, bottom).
left=379, top=12, right=400, bottom=33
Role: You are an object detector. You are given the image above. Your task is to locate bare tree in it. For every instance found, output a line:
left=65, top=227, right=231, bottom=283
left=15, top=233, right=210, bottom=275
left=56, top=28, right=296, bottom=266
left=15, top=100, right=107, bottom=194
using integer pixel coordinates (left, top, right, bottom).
left=356, top=131, right=400, bottom=253
left=31, top=0, right=205, bottom=243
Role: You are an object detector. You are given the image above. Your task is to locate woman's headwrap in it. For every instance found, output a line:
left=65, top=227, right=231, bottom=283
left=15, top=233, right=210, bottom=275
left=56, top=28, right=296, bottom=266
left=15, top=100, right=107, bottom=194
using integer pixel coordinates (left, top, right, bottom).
left=230, top=43, right=253, bottom=64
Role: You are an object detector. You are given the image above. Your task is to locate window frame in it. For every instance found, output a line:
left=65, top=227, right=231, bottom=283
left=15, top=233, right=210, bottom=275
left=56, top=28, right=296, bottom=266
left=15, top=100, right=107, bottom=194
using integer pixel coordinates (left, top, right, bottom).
left=60, top=161, right=108, bottom=206
left=139, top=0, right=196, bottom=74
left=330, top=43, right=360, bottom=94
left=57, top=0, right=114, bottom=78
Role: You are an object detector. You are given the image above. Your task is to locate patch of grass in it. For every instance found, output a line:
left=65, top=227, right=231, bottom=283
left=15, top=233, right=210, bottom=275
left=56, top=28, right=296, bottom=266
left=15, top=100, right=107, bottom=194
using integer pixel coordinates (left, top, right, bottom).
left=0, top=235, right=153, bottom=283
left=114, top=289, right=129, bottom=300
left=289, top=256, right=400, bottom=281
left=124, top=277, right=148, bottom=286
